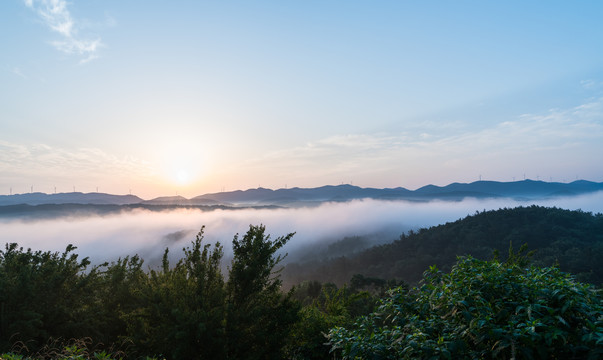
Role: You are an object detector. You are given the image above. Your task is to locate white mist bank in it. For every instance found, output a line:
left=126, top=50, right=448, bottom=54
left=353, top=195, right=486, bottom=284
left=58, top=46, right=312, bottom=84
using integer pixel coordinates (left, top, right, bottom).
left=1, top=192, right=602, bottom=265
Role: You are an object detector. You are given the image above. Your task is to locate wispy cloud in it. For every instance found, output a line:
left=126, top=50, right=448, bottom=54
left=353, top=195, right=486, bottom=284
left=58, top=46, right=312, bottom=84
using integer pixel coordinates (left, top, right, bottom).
left=235, top=97, right=603, bottom=187
left=0, top=141, right=155, bottom=191
left=12, top=67, right=27, bottom=78
left=24, top=0, right=103, bottom=63
left=580, top=79, right=603, bottom=91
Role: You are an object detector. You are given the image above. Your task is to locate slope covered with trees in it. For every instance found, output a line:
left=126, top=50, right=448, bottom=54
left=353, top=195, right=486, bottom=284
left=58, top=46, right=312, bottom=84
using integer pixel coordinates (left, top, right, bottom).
left=283, top=206, right=603, bottom=286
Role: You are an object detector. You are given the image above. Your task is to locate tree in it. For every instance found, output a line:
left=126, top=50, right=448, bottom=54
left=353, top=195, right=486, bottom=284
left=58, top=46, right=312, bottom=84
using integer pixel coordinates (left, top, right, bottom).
left=225, top=224, right=299, bottom=360
left=287, top=282, right=378, bottom=360
left=123, top=227, right=226, bottom=359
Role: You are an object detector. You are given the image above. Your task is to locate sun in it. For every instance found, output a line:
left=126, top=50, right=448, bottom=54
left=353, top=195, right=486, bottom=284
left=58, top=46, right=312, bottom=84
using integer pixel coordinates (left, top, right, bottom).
left=176, top=169, right=190, bottom=185
left=154, top=141, right=209, bottom=189
left=162, top=160, right=204, bottom=189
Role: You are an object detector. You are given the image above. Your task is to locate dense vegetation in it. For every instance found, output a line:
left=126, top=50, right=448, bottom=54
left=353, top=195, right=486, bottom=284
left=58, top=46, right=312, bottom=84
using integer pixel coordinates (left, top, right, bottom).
left=283, top=205, right=603, bottom=286
left=329, top=252, right=603, bottom=359
left=1, top=206, right=602, bottom=359
left=0, top=225, right=302, bottom=359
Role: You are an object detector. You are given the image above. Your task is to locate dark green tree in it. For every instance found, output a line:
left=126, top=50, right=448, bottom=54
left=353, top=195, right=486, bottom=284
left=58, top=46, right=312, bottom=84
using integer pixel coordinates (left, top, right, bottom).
left=94, top=254, right=147, bottom=347
left=225, top=224, right=299, bottom=360
left=287, top=283, right=374, bottom=360
left=123, top=227, right=226, bottom=359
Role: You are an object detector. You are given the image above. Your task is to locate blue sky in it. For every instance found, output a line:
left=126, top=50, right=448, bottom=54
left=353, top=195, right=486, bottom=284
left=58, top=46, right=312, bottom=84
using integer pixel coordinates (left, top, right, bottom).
left=1, top=0, right=603, bottom=198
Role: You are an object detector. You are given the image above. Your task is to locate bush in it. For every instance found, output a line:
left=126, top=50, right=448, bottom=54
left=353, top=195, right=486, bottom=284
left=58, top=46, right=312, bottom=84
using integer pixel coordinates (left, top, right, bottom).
left=329, top=256, right=603, bottom=359
left=0, top=225, right=299, bottom=360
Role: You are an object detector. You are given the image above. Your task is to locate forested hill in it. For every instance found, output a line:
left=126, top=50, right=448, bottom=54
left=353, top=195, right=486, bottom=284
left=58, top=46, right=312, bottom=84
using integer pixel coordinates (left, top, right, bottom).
left=282, top=206, right=603, bottom=287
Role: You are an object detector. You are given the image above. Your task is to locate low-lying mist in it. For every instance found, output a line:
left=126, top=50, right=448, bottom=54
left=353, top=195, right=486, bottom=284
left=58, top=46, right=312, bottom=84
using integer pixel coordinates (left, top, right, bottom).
left=1, top=192, right=602, bottom=268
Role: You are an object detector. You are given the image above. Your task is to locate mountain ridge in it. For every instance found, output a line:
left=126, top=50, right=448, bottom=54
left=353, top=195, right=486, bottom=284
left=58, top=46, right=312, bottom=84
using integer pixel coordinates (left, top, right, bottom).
left=0, top=192, right=143, bottom=206
left=2, top=180, right=602, bottom=207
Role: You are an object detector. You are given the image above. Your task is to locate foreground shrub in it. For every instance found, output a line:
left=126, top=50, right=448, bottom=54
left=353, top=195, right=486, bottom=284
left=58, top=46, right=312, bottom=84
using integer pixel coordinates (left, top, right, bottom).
left=1, top=225, right=299, bottom=360
left=0, top=244, right=100, bottom=350
left=329, top=256, right=603, bottom=359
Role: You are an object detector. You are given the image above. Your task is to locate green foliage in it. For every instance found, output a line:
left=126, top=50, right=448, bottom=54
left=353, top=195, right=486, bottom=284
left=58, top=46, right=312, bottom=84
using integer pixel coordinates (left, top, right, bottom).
left=286, top=276, right=401, bottom=359
left=0, top=225, right=300, bottom=360
left=0, top=244, right=100, bottom=350
left=0, top=353, right=24, bottom=360
left=124, top=226, right=226, bottom=359
left=225, top=225, right=299, bottom=360
left=122, top=224, right=300, bottom=360
left=329, top=256, right=603, bottom=359
left=1, top=337, right=135, bottom=360
left=95, top=255, right=146, bottom=344
left=288, top=285, right=364, bottom=359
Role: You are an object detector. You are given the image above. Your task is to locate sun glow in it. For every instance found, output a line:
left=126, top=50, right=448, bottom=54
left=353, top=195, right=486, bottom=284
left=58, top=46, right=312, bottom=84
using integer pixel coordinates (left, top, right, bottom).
left=146, top=132, right=216, bottom=195
left=158, top=152, right=206, bottom=190
left=165, top=160, right=204, bottom=188
left=176, top=169, right=191, bottom=184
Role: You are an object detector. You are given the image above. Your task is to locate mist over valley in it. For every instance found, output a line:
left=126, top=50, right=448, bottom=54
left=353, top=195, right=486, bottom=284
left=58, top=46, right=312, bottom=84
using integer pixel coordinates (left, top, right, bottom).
left=2, top=182, right=602, bottom=268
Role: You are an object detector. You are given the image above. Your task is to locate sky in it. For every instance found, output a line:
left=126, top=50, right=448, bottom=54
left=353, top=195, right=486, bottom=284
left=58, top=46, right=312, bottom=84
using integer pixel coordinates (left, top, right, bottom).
left=1, top=0, right=603, bottom=199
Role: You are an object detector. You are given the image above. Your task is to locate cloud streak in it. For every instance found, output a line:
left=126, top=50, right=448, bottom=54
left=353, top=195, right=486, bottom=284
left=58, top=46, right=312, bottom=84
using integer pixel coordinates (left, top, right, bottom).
left=24, top=0, right=102, bottom=63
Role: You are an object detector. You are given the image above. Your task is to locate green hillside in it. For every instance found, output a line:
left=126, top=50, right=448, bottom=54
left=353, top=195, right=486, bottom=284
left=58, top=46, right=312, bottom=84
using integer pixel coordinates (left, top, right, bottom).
left=283, top=206, right=603, bottom=286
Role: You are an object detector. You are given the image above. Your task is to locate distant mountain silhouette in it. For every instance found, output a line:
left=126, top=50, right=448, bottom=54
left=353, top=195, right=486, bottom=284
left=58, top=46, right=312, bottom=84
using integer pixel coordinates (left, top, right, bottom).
left=193, top=180, right=603, bottom=206
left=142, top=195, right=226, bottom=206
left=414, top=180, right=603, bottom=199
left=193, top=185, right=397, bottom=205
left=141, top=195, right=191, bottom=205
left=2, top=180, right=602, bottom=208
left=0, top=192, right=142, bottom=206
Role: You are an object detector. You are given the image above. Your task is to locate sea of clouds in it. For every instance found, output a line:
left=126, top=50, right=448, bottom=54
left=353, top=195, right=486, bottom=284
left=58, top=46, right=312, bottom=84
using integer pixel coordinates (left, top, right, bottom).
left=1, top=192, right=602, bottom=267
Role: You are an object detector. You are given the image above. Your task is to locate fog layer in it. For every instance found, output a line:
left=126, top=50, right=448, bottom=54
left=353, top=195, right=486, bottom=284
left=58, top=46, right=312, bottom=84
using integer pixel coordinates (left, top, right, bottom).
left=1, top=192, right=602, bottom=266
